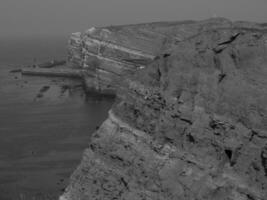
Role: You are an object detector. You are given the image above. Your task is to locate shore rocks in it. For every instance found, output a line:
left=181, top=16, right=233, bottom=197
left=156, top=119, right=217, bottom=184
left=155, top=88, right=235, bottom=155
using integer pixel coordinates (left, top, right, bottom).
left=61, top=18, right=267, bottom=200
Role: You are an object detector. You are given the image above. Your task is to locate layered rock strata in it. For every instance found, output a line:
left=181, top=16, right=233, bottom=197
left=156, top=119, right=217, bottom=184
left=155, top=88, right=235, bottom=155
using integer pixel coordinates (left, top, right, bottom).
left=67, top=21, right=197, bottom=94
left=61, top=18, right=267, bottom=200
left=68, top=18, right=267, bottom=95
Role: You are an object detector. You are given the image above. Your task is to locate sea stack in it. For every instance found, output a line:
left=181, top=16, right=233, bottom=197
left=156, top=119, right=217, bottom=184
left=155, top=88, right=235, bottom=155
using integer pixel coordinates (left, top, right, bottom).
left=61, top=18, right=267, bottom=200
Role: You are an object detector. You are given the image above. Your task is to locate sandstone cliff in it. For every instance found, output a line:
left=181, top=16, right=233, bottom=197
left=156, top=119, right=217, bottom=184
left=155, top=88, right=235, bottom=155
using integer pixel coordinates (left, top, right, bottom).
left=61, top=18, right=267, bottom=200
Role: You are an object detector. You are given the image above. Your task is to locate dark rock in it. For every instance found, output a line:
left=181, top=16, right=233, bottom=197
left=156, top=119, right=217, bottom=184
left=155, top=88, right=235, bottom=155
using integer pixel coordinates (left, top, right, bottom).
left=36, top=93, right=43, bottom=98
left=60, top=84, right=71, bottom=95
left=9, top=69, right=22, bottom=73
left=39, top=86, right=50, bottom=93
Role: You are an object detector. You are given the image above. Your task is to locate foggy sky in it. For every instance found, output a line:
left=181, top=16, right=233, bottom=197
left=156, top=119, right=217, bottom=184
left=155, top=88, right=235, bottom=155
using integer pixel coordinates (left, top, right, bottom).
left=0, top=0, right=267, bottom=38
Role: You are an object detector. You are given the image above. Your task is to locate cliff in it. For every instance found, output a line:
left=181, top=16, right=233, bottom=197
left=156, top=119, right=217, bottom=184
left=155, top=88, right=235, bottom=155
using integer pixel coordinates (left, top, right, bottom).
left=67, top=20, right=197, bottom=94
left=61, top=18, right=267, bottom=200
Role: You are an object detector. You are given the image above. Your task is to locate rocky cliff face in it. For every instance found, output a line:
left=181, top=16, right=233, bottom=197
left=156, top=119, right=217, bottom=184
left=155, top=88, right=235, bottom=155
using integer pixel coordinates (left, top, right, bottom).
left=61, top=18, right=267, bottom=200
left=67, top=20, right=199, bottom=94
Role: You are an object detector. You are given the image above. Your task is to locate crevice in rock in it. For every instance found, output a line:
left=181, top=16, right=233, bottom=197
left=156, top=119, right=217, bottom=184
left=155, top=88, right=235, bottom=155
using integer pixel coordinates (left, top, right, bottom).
left=218, top=33, right=241, bottom=45
left=187, top=133, right=196, bottom=143
left=249, top=130, right=267, bottom=141
left=165, top=137, right=175, bottom=144
left=171, top=114, right=180, bottom=119
left=213, top=33, right=241, bottom=55
left=157, top=68, right=162, bottom=81
left=163, top=53, right=171, bottom=58
left=230, top=51, right=239, bottom=66
left=218, top=73, right=226, bottom=83
left=110, top=155, right=124, bottom=162
left=209, top=119, right=220, bottom=129
left=260, top=146, right=267, bottom=176
left=179, top=117, right=193, bottom=125
left=246, top=194, right=256, bottom=200
left=224, top=149, right=233, bottom=161
left=120, top=177, right=129, bottom=190
left=213, top=47, right=226, bottom=54
left=90, top=143, right=96, bottom=151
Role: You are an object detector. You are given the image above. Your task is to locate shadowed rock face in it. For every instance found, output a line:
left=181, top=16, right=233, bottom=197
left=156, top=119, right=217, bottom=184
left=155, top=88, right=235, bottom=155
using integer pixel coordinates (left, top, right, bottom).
left=61, top=18, right=267, bottom=200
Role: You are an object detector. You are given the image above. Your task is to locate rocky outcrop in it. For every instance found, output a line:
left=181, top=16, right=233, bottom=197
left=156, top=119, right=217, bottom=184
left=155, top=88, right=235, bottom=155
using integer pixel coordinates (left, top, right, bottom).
left=68, top=18, right=266, bottom=95
left=61, top=18, right=267, bottom=200
left=67, top=20, right=199, bottom=94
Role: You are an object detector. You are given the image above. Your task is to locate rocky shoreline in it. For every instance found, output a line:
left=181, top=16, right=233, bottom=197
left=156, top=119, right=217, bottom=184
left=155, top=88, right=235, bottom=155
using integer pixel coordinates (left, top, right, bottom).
left=30, top=18, right=267, bottom=200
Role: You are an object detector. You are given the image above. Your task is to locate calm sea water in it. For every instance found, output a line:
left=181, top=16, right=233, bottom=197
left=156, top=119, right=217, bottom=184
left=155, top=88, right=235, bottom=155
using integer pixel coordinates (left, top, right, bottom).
left=0, top=36, right=114, bottom=200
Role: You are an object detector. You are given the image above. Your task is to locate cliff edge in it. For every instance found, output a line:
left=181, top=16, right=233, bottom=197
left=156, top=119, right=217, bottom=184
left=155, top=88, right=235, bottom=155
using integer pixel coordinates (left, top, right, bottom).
left=61, top=18, right=267, bottom=200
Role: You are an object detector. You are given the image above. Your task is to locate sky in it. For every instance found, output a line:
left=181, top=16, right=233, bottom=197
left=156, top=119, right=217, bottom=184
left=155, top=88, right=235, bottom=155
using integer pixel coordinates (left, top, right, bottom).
left=0, top=0, right=267, bottom=38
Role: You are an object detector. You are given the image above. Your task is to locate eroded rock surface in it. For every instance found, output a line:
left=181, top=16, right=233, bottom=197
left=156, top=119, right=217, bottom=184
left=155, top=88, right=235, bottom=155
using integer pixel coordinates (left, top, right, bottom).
left=68, top=20, right=201, bottom=94
left=61, top=18, right=267, bottom=200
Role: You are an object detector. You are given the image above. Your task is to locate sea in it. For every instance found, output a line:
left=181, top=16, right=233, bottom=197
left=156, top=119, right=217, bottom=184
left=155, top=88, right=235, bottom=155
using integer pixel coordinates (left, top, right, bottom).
left=0, top=36, right=114, bottom=200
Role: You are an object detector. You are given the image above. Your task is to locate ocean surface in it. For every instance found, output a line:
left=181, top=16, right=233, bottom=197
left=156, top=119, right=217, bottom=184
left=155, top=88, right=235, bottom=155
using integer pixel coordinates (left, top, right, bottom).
left=0, top=36, right=114, bottom=200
